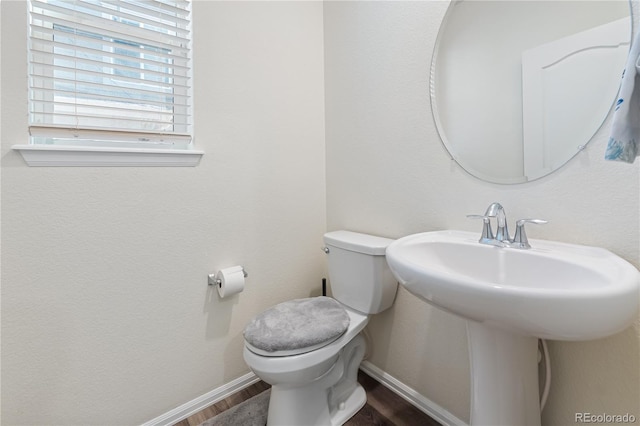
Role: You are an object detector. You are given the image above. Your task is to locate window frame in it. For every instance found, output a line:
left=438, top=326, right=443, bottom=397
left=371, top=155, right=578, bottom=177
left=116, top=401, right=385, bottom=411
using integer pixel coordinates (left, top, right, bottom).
left=13, top=0, right=203, bottom=167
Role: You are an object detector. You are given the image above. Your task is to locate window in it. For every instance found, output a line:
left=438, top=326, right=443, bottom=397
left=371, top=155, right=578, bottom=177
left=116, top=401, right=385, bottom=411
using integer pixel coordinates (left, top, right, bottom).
left=16, top=0, right=202, bottom=166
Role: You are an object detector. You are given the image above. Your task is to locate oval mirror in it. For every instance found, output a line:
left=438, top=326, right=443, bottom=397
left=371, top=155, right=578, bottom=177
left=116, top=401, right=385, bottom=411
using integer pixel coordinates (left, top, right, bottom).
left=431, top=1, right=632, bottom=184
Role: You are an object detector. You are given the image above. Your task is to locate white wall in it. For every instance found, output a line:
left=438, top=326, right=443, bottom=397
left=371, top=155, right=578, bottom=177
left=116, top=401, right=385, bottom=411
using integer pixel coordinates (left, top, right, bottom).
left=324, top=1, right=639, bottom=424
left=1, top=2, right=326, bottom=424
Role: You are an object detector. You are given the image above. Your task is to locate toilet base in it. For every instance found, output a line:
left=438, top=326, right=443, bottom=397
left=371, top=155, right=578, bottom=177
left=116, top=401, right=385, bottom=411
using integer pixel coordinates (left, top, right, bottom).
left=266, top=382, right=366, bottom=426
left=330, top=384, right=366, bottom=426
left=265, top=334, right=367, bottom=426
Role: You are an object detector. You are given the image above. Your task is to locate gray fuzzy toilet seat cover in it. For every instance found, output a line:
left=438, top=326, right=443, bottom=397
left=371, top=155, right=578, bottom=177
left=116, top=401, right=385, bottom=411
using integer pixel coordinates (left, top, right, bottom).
left=243, top=296, right=350, bottom=354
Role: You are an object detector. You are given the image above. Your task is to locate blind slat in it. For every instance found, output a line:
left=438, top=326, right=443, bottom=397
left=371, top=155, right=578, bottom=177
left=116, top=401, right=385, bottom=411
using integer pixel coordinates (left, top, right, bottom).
left=29, top=126, right=192, bottom=149
left=29, top=125, right=191, bottom=136
left=30, top=126, right=192, bottom=142
left=122, top=0, right=191, bottom=17
left=31, top=0, right=192, bottom=23
left=30, top=116, right=191, bottom=133
left=30, top=0, right=191, bottom=34
left=30, top=23, right=189, bottom=60
left=28, top=0, right=193, bottom=146
left=31, top=111, right=189, bottom=125
left=55, top=0, right=192, bottom=36
left=30, top=39, right=190, bottom=73
left=30, top=35, right=188, bottom=70
left=30, top=10, right=190, bottom=53
left=30, top=100, right=192, bottom=119
left=30, top=74, right=191, bottom=101
left=30, top=51, right=191, bottom=84
left=30, top=87, right=189, bottom=109
left=32, top=62, right=189, bottom=90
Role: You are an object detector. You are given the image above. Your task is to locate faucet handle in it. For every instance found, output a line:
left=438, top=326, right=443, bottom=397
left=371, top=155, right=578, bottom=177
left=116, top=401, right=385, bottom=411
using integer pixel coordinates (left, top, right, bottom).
left=512, top=219, right=548, bottom=249
left=467, top=214, right=494, bottom=242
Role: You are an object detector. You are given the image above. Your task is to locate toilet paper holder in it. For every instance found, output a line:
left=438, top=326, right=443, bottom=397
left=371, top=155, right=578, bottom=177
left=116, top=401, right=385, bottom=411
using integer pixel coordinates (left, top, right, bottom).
left=208, top=267, right=248, bottom=287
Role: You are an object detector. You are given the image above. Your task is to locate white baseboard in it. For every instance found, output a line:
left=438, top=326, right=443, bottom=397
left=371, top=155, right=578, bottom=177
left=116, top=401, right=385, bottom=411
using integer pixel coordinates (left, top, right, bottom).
left=360, top=360, right=468, bottom=426
left=140, top=371, right=260, bottom=426
left=141, top=362, right=467, bottom=426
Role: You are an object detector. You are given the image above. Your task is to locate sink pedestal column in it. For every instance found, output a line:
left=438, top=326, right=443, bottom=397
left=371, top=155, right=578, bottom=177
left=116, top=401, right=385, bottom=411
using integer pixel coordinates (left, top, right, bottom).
left=467, top=321, right=541, bottom=426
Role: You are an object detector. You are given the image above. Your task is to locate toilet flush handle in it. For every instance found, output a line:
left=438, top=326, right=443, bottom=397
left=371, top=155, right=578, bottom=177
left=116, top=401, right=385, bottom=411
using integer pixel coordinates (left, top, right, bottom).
left=322, top=246, right=330, bottom=254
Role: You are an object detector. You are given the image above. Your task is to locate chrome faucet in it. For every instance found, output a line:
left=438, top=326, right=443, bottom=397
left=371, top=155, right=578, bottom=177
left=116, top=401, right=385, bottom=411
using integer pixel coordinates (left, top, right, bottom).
left=484, top=202, right=510, bottom=243
left=467, top=202, right=547, bottom=249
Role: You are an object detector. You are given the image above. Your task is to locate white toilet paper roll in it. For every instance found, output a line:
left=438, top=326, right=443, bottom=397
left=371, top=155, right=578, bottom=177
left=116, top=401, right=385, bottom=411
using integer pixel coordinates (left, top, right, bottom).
left=216, top=266, right=245, bottom=298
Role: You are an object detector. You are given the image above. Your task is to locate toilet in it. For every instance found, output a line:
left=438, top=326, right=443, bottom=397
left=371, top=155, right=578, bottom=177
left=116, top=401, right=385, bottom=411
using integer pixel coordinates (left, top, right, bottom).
left=243, top=230, right=398, bottom=426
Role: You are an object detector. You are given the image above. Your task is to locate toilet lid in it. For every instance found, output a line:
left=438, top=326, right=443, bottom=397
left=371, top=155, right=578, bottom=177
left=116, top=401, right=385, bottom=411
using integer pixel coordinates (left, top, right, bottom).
left=243, top=296, right=350, bottom=357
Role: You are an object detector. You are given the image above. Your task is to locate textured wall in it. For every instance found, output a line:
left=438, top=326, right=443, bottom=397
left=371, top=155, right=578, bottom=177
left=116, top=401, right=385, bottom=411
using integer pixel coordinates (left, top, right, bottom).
left=1, top=2, right=326, bottom=424
left=324, top=1, right=639, bottom=424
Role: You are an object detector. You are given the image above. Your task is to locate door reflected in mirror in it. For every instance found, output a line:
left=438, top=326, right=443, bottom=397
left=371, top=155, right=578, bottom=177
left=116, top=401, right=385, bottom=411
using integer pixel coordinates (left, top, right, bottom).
left=431, top=1, right=631, bottom=184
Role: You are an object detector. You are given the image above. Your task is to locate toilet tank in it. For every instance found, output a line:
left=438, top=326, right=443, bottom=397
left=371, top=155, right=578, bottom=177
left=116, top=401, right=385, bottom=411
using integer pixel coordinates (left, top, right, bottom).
left=323, top=230, right=398, bottom=314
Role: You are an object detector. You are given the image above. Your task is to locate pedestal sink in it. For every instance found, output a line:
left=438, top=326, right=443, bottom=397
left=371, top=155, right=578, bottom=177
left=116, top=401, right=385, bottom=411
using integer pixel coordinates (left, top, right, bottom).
left=385, top=230, right=640, bottom=426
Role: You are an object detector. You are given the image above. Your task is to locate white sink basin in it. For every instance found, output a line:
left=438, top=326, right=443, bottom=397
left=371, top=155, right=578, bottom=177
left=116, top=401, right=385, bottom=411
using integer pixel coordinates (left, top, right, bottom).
left=386, top=230, right=639, bottom=340
left=387, top=229, right=640, bottom=425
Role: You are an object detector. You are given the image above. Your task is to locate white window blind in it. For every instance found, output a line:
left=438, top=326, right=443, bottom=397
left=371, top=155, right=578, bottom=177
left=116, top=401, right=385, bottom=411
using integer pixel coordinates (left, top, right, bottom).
left=28, top=0, right=193, bottom=149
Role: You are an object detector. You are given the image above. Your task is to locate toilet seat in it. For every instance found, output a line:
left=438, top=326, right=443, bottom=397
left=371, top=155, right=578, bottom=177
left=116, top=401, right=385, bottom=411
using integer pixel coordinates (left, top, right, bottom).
left=245, top=335, right=343, bottom=357
left=244, top=296, right=351, bottom=357
left=243, top=306, right=369, bottom=377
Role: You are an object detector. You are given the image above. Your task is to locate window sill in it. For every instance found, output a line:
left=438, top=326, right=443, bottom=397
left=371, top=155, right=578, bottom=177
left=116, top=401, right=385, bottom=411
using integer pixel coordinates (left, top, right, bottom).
left=12, top=145, right=204, bottom=167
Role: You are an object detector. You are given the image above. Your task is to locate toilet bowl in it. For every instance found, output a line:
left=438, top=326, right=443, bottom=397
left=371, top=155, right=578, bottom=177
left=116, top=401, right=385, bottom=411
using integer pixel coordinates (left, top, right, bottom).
left=242, top=231, right=398, bottom=426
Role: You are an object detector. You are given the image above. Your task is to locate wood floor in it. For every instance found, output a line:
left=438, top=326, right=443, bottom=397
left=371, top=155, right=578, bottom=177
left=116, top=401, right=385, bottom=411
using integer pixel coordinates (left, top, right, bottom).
left=173, top=370, right=441, bottom=426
